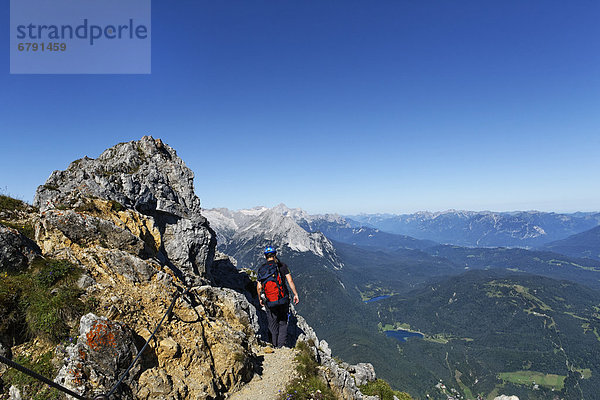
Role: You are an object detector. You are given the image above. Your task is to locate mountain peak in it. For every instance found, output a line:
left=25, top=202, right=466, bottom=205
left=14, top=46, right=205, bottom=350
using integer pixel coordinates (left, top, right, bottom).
left=34, top=136, right=202, bottom=218
left=33, top=136, right=216, bottom=282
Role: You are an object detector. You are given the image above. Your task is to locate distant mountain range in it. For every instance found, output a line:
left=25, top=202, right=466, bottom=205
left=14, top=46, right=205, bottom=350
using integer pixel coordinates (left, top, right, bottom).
left=348, top=210, right=600, bottom=248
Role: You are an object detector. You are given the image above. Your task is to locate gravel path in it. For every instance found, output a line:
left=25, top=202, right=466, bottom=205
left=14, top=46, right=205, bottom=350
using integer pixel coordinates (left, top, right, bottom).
left=227, top=346, right=298, bottom=400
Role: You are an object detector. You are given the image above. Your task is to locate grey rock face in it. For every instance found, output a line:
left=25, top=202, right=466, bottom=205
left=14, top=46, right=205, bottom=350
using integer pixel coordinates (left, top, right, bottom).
left=33, top=136, right=216, bottom=282
left=0, top=224, right=39, bottom=272
left=55, top=313, right=139, bottom=399
left=349, top=363, right=377, bottom=387
left=35, top=137, right=197, bottom=216
left=101, top=249, right=157, bottom=283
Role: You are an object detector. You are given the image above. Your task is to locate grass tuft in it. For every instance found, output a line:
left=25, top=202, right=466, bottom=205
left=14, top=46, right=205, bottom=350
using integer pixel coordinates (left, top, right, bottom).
left=359, top=379, right=413, bottom=400
left=0, top=257, right=85, bottom=344
left=0, top=195, right=27, bottom=213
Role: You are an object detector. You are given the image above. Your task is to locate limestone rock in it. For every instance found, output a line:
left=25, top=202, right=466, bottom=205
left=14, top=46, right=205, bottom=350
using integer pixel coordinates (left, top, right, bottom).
left=0, top=137, right=383, bottom=400
left=136, top=369, right=174, bottom=399
left=76, top=273, right=96, bottom=290
left=35, top=137, right=197, bottom=216
left=0, top=223, right=39, bottom=272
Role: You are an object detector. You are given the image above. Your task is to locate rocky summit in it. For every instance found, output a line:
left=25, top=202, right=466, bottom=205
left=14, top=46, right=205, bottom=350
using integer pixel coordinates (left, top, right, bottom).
left=34, top=136, right=215, bottom=285
left=0, top=137, right=380, bottom=400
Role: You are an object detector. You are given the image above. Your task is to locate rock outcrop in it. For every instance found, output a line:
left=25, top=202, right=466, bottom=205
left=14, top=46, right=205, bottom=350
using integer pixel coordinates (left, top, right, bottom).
left=1, top=137, right=379, bottom=400
left=34, top=136, right=215, bottom=285
left=0, top=224, right=39, bottom=273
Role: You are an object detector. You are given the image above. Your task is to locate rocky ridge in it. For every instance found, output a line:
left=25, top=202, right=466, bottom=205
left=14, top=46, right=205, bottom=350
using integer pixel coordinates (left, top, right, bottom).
left=0, top=137, right=379, bottom=400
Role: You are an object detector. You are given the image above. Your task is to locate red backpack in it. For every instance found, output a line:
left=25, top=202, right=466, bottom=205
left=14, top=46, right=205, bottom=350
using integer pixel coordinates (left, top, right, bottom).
left=258, top=261, right=289, bottom=307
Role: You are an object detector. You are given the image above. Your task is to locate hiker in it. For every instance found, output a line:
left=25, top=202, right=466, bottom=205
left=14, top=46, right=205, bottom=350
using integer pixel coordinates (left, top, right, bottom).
left=256, top=246, right=300, bottom=348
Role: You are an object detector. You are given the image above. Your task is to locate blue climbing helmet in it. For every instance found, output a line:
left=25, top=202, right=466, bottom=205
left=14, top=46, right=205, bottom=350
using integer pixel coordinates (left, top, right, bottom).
left=264, top=246, right=276, bottom=257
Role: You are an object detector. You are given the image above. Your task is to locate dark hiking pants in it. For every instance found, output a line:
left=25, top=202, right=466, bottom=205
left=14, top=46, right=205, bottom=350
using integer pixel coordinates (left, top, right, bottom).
left=265, top=303, right=289, bottom=347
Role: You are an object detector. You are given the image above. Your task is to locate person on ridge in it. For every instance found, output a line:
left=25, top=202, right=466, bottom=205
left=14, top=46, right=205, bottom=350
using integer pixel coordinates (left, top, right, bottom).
left=256, top=246, right=300, bottom=348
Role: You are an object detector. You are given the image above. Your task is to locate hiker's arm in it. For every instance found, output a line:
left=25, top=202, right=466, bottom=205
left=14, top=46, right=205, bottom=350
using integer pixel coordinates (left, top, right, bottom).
left=256, top=281, right=263, bottom=306
left=286, top=274, right=300, bottom=305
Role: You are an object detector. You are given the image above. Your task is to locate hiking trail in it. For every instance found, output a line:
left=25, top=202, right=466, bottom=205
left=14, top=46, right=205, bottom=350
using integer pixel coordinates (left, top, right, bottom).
left=227, top=346, right=298, bottom=400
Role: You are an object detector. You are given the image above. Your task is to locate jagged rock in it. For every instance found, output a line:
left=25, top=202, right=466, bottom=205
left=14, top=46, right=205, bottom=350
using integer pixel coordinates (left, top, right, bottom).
left=194, top=286, right=260, bottom=344
left=318, top=340, right=332, bottom=357
left=55, top=313, right=139, bottom=399
left=161, top=216, right=214, bottom=283
left=33, top=136, right=216, bottom=283
left=0, top=224, right=39, bottom=272
left=100, top=249, right=157, bottom=283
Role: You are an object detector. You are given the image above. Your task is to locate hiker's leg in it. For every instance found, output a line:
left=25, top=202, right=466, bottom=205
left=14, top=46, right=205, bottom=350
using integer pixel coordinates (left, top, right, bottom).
left=265, top=307, right=279, bottom=346
left=274, top=305, right=289, bottom=347
left=277, top=318, right=288, bottom=347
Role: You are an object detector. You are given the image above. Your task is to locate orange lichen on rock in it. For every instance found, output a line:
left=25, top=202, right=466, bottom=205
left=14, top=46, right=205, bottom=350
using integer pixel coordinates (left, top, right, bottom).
left=86, top=321, right=117, bottom=351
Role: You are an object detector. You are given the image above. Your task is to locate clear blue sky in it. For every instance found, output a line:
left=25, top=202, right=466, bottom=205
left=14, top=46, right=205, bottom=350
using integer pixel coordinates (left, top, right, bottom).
left=1, top=1, right=599, bottom=214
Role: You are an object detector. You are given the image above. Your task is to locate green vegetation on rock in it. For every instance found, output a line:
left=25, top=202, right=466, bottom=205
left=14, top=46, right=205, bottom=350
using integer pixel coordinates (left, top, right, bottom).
left=359, top=379, right=413, bottom=400
left=0, top=257, right=86, bottom=343
left=279, top=341, right=338, bottom=400
left=0, top=195, right=28, bottom=213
